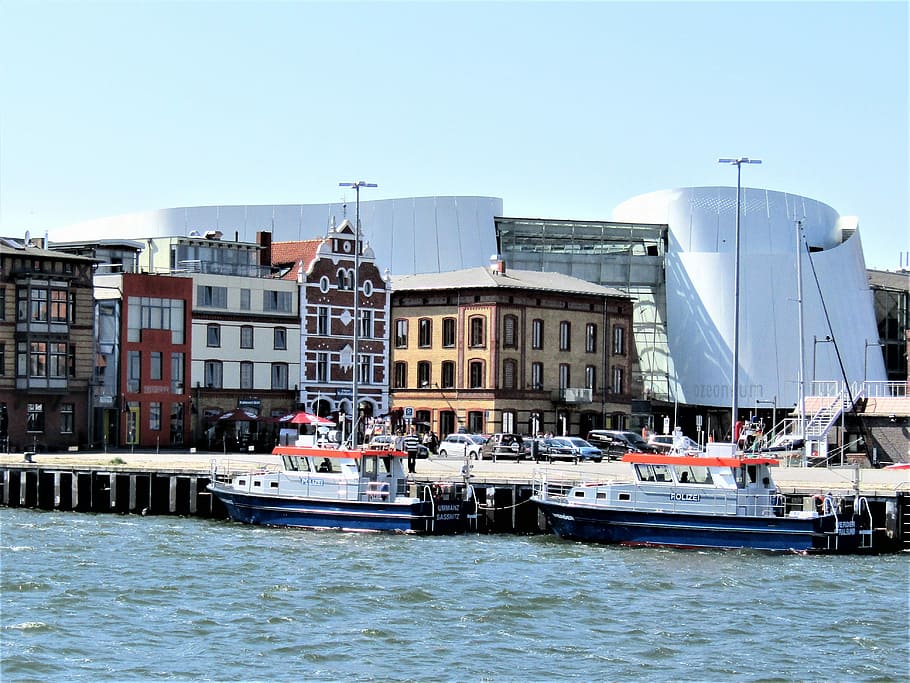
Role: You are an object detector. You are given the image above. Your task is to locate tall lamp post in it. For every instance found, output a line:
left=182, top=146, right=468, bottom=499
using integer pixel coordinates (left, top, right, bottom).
left=339, top=180, right=377, bottom=447
left=718, top=156, right=762, bottom=439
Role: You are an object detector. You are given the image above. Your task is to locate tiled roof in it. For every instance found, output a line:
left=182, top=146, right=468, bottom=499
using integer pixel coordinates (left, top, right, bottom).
left=391, top=266, right=628, bottom=298
left=271, top=240, right=323, bottom=281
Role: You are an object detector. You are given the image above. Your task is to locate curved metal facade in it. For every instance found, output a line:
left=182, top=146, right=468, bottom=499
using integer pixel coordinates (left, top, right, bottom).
left=613, top=187, right=885, bottom=409
left=50, top=196, right=503, bottom=277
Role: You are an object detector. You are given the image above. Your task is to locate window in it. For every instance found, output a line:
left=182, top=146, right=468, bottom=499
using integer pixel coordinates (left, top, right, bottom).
left=240, top=288, right=251, bottom=310
left=0, top=288, right=5, bottom=320
left=49, top=342, right=67, bottom=378
left=60, top=403, right=74, bottom=434
left=358, top=355, right=372, bottom=385
left=612, top=366, right=624, bottom=394
left=469, top=360, right=484, bottom=388
left=274, top=327, right=287, bottom=350
left=442, top=318, right=456, bottom=347
left=559, top=321, right=571, bottom=351
left=207, top=324, right=221, bottom=348
left=271, top=363, right=289, bottom=390
left=69, top=292, right=76, bottom=323
left=317, top=306, right=329, bottom=335
left=503, top=359, right=517, bottom=389
left=417, top=361, right=431, bottom=388
left=395, top=319, right=408, bottom=348
left=559, top=363, right=570, bottom=390
left=418, top=318, right=432, bottom=347
left=613, top=326, right=626, bottom=355
left=240, top=326, right=254, bottom=349
left=531, top=362, right=544, bottom=390
left=467, top=411, right=484, bottom=434
left=585, top=365, right=597, bottom=391
left=316, top=353, right=328, bottom=383
left=127, top=297, right=185, bottom=344
left=150, top=352, right=163, bottom=380
left=263, top=290, right=292, bottom=313
left=586, top=323, right=597, bottom=353
left=26, top=403, right=44, bottom=432
left=204, top=360, right=223, bottom=388
left=441, top=361, right=455, bottom=389
left=469, top=316, right=485, bottom=347
left=394, top=361, right=407, bottom=389
left=360, top=310, right=373, bottom=339
left=502, top=411, right=516, bottom=433
left=532, top=319, right=544, bottom=350
left=613, top=325, right=626, bottom=356
left=171, top=353, right=185, bottom=393
left=503, top=315, right=518, bottom=348
left=319, top=276, right=330, bottom=294
left=0, top=342, right=4, bottom=376
left=68, top=345, right=76, bottom=378
left=198, top=285, right=227, bottom=308
left=50, top=289, right=68, bottom=323
left=150, top=402, right=162, bottom=431
left=240, top=361, right=254, bottom=390
left=128, top=351, right=141, bottom=392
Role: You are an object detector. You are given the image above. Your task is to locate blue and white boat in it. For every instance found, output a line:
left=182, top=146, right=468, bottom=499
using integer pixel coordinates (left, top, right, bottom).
left=208, top=444, right=475, bottom=534
left=532, top=443, right=875, bottom=553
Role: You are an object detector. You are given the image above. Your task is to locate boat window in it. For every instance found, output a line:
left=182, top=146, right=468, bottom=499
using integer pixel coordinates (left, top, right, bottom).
left=634, top=464, right=671, bottom=482
left=270, top=481, right=279, bottom=488
left=673, top=466, right=712, bottom=484
left=618, top=492, right=631, bottom=501
left=281, top=456, right=309, bottom=472
left=573, top=490, right=586, bottom=497
left=596, top=492, right=606, bottom=500
left=316, top=457, right=335, bottom=473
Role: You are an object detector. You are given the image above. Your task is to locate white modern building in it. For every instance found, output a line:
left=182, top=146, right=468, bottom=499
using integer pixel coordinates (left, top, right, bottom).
left=611, top=186, right=886, bottom=413
left=50, top=196, right=503, bottom=278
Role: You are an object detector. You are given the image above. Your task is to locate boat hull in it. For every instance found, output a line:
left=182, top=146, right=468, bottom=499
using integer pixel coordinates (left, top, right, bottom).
left=535, top=499, right=869, bottom=553
left=208, top=483, right=463, bottom=534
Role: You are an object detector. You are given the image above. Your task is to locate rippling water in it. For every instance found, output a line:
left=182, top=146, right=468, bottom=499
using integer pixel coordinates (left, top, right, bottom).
left=2, top=508, right=907, bottom=682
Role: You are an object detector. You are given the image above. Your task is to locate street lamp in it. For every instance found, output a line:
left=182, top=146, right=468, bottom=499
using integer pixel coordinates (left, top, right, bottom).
left=718, top=156, right=762, bottom=436
left=812, top=335, right=833, bottom=388
left=864, top=339, right=885, bottom=384
left=339, top=180, right=377, bottom=447
left=756, top=397, right=777, bottom=436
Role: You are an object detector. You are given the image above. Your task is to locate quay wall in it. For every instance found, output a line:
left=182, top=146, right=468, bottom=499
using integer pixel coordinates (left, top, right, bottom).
left=1, top=452, right=907, bottom=550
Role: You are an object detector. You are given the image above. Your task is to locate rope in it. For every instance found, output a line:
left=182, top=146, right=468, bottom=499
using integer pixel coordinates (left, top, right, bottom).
left=476, top=498, right=534, bottom=512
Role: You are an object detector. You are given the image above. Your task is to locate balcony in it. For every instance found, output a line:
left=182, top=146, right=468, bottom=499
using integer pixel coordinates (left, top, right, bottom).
left=553, top=387, right=593, bottom=404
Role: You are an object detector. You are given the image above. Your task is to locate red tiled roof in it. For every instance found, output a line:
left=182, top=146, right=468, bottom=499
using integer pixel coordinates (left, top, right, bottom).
left=271, top=240, right=323, bottom=281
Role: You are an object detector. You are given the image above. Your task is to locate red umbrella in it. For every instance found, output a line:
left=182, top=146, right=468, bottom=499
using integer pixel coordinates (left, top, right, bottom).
left=279, top=411, right=335, bottom=426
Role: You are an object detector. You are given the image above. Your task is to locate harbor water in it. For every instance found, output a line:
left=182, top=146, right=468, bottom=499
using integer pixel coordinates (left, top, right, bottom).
left=2, top=508, right=908, bottom=682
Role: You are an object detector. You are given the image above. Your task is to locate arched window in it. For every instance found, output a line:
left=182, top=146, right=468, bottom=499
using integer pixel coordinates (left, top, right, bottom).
left=417, top=361, right=431, bottom=388
left=503, top=314, right=518, bottom=348
left=469, top=360, right=485, bottom=388
left=418, top=318, right=432, bottom=347
left=469, top=316, right=485, bottom=347
left=503, top=359, right=517, bottom=389
left=441, top=361, right=456, bottom=389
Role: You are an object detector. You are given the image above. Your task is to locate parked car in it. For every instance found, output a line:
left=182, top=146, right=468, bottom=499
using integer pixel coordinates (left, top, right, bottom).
left=649, top=434, right=702, bottom=453
left=585, top=430, right=658, bottom=460
left=437, top=433, right=485, bottom=459
left=368, top=434, right=429, bottom=458
left=481, top=433, right=525, bottom=460
left=537, top=437, right=604, bottom=463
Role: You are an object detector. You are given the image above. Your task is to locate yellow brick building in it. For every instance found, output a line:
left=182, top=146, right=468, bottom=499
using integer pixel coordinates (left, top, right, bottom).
left=389, top=259, right=633, bottom=438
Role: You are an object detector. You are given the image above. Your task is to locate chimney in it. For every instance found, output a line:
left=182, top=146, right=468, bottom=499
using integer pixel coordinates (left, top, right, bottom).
left=489, top=254, right=506, bottom=275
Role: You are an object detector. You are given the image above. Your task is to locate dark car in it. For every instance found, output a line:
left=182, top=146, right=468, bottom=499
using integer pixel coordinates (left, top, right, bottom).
left=536, top=437, right=604, bottom=464
left=586, top=430, right=658, bottom=460
left=481, top=433, right=525, bottom=460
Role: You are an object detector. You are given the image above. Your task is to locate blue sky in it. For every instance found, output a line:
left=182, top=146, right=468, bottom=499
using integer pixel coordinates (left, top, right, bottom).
left=1, top=1, right=907, bottom=270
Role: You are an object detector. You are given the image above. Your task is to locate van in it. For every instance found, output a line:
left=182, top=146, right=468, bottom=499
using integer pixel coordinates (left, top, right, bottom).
left=586, top=430, right=658, bottom=459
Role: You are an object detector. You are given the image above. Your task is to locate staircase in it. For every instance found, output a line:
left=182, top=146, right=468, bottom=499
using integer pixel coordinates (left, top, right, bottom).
left=803, top=388, right=858, bottom=439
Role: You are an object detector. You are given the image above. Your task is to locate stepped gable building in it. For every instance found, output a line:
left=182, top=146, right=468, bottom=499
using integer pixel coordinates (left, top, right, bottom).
left=389, top=257, right=632, bottom=438
left=0, top=237, right=98, bottom=452
left=273, top=220, right=391, bottom=440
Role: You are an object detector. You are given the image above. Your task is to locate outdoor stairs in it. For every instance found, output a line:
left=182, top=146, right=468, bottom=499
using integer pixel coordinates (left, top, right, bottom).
left=803, top=389, right=858, bottom=439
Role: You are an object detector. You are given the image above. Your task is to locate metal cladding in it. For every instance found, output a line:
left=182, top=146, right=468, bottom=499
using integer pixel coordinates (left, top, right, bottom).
left=612, top=186, right=885, bottom=409
left=50, top=196, right=503, bottom=278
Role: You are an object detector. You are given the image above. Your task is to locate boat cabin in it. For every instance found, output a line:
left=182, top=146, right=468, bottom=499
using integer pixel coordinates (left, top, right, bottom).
left=565, top=451, right=785, bottom=518
left=227, top=446, right=415, bottom=503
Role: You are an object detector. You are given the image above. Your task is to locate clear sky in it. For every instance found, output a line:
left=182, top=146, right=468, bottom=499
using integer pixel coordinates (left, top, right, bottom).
left=1, top=0, right=907, bottom=270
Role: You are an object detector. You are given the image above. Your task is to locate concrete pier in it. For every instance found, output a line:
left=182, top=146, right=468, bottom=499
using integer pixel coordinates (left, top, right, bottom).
left=1, top=451, right=907, bottom=549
